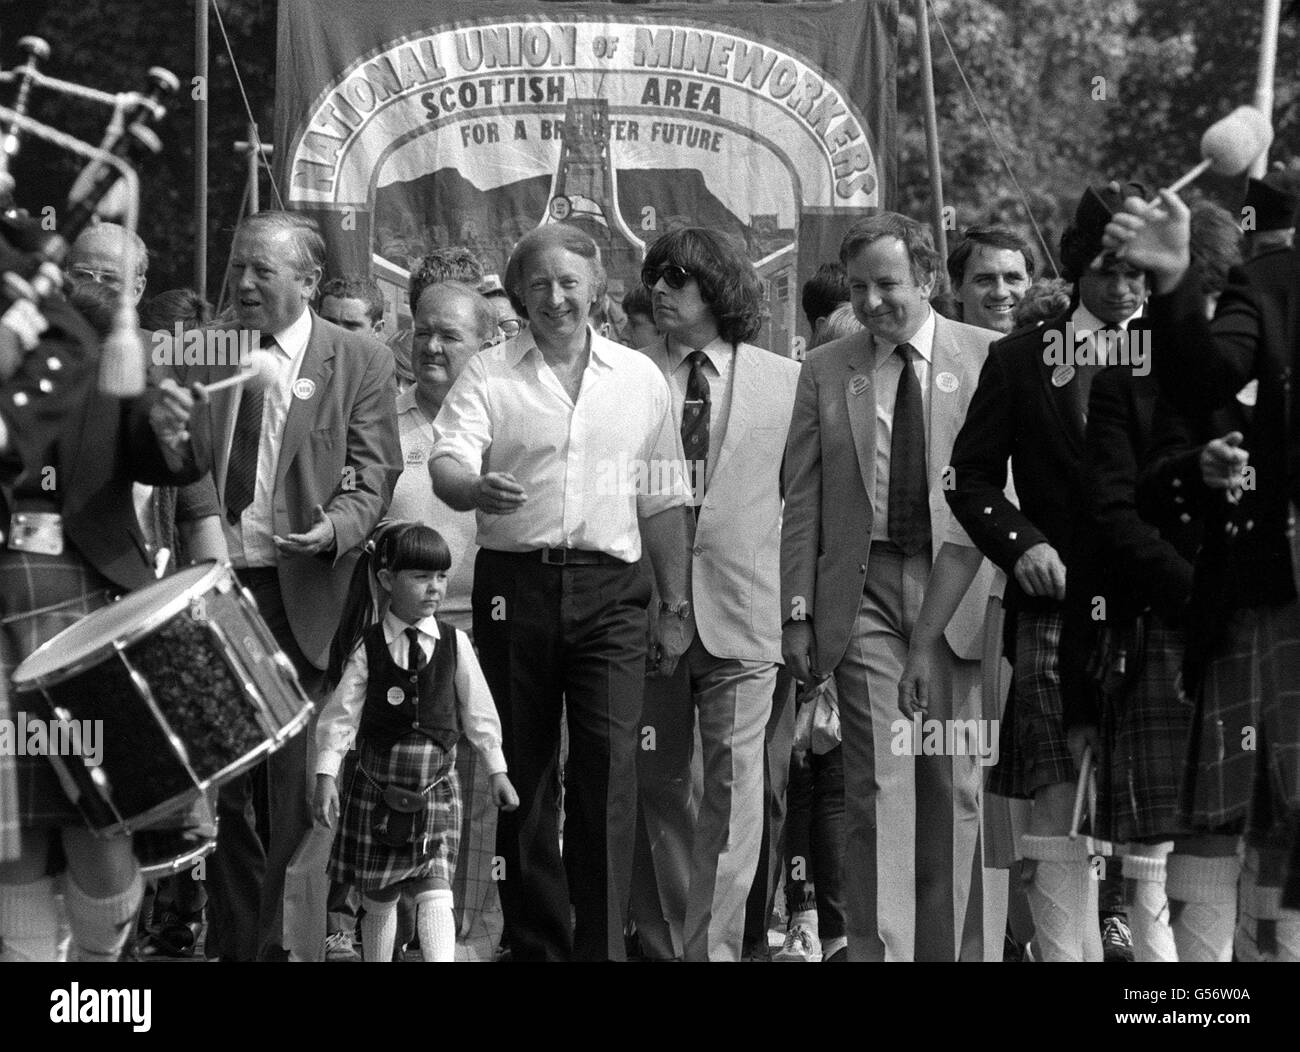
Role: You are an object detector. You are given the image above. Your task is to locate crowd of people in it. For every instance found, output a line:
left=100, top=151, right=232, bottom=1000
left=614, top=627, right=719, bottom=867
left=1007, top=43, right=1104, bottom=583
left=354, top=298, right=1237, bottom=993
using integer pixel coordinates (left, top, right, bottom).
left=0, top=157, right=1298, bottom=963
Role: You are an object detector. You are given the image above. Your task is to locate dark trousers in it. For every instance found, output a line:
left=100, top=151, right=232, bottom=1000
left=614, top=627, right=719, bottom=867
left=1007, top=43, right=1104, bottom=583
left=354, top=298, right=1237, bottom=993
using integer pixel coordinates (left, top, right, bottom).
left=205, top=570, right=323, bottom=961
left=785, top=744, right=847, bottom=942
left=742, top=669, right=796, bottom=956
left=475, top=549, right=649, bottom=962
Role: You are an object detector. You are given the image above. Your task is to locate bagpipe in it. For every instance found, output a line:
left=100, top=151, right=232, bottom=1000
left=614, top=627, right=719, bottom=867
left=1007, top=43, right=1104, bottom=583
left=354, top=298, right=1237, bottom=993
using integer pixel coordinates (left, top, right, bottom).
left=0, top=33, right=177, bottom=396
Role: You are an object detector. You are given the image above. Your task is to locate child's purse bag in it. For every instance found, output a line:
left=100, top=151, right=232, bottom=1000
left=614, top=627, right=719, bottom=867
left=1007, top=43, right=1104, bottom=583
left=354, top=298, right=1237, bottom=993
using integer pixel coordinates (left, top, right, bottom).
left=363, top=767, right=441, bottom=848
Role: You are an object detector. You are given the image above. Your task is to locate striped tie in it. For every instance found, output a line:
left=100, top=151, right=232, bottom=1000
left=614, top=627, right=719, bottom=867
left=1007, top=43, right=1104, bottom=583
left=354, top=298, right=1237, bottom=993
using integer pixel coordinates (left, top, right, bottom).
left=681, top=350, right=710, bottom=514
left=223, top=336, right=273, bottom=525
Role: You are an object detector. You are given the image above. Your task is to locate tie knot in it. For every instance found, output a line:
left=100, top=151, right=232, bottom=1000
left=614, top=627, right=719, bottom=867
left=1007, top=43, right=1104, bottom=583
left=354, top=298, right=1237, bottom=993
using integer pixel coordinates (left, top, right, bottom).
left=894, top=342, right=916, bottom=363
left=404, top=626, right=420, bottom=643
left=258, top=333, right=278, bottom=352
left=687, top=350, right=709, bottom=370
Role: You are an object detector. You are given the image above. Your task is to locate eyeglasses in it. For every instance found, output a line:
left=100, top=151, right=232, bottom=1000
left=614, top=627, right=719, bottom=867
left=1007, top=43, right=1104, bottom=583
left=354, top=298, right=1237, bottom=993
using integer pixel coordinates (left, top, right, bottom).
left=67, top=265, right=125, bottom=291
left=498, top=318, right=524, bottom=337
left=641, top=263, right=694, bottom=290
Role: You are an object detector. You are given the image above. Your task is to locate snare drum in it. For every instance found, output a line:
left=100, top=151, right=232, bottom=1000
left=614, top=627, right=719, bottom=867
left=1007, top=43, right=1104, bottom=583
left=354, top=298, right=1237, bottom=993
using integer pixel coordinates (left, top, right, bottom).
left=11, top=561, right=313, bottom=837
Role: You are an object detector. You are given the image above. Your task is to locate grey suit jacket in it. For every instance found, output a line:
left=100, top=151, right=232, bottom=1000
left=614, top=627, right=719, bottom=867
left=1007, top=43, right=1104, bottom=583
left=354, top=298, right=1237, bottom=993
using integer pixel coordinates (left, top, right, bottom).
left=178, top=311, right=402, bottom=669
left=781, top=312, right=1000, bottom=672
left=645, top=341, right=800, bottom=664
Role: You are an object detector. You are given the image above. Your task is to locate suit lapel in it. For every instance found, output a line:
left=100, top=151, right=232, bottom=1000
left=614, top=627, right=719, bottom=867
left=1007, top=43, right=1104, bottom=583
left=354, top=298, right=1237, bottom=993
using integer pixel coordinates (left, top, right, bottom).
left=276, top=317, right=334, bottom=489
left=842, top=333, right=876, bottom=502
left=710, top=343, right=758, bottom=482
left=927, top=317, right=963, bottom=487
left=1036, top=314, right=1085, bottom=455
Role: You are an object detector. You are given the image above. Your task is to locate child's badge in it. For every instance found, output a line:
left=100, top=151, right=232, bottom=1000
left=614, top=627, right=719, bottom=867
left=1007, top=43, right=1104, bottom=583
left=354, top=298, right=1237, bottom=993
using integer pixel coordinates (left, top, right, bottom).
left=292, top=377, right=316, bottom=400
left=386, top=686, right=405, bottom=706
left=935, top=371, right=959, bottom=393
left=1051, top=364, right=1075, bottom=388
left=405, top=446, right=425, bottom=466
left=849, top=374, right=869, bottom=397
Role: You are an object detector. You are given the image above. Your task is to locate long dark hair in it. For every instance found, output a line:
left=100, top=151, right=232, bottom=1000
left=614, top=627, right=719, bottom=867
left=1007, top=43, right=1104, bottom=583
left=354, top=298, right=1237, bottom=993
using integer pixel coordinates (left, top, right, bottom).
left=325, top=521, right=451, bottom=689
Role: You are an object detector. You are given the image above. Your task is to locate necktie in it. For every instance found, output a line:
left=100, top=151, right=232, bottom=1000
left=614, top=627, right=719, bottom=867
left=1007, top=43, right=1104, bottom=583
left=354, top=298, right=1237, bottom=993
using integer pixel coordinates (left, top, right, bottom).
left=223, top=335, right=273, bottom=525
left=405, top=626, right=423, bottom=673
left=681, top=350, right=711, bottom=515
left=1075, top=331, right=1106, bottom=423
left=888, top=343, right=930, bottom=556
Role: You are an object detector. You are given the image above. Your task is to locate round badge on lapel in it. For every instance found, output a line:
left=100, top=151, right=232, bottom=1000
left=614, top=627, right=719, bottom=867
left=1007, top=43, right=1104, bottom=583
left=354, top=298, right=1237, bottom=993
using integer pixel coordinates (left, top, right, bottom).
left=1051, top=364, right=1076, bottom=388
left=935, top=371, right=959, bottom=393
left=849, top=374, right=869, bottom=397
left=386, top=686, right=405, bottom=706
left=405, top=446, right=426, bottom=466
left=293, top=378, right=316, bottom=400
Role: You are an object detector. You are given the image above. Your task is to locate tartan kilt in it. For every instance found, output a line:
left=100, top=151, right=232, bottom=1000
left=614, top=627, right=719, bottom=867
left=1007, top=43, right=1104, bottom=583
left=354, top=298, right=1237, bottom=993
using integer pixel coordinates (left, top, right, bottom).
left=987, top=610, right=1076, bottom=799
left=1181, top=593, right=1300, bottom=839
left=0, top=548, right=115, bottom=853
left=1095, top=617, right=1194, bottom=842
left=328, top=735, right=461, bottom=894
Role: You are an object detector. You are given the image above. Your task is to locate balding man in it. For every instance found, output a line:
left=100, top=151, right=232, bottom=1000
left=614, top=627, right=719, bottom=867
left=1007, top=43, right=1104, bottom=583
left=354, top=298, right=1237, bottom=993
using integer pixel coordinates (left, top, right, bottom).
left=64, top=222, right=149, bottom=305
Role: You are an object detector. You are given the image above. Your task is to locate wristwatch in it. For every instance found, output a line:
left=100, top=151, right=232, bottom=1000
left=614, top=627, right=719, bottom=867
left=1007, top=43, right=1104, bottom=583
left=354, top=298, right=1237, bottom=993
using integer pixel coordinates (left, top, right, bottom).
left=659, top=598, right=692, bottom=620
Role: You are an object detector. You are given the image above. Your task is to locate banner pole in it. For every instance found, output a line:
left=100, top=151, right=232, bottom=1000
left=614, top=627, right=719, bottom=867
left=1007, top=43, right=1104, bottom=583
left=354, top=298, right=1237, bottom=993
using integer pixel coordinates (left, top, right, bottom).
left=915, top=0, right=948, bottom=260
left=195, top=0, right=208, bottom=299
left=1251, top=0, right=1281, bottom=178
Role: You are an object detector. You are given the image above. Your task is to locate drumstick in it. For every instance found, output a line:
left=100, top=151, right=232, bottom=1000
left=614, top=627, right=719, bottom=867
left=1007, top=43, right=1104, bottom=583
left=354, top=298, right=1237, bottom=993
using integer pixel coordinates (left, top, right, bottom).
left=194, top=348, right=278, bottom=395
left=1069, top=745, right=1093, bottom=840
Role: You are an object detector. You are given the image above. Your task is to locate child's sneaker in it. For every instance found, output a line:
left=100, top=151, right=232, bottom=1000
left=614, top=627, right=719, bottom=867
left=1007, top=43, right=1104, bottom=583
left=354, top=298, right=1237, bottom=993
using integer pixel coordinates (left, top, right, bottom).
left=325, top=930, right=360, bottom=962
left=774, top=923, right=821, bottom=962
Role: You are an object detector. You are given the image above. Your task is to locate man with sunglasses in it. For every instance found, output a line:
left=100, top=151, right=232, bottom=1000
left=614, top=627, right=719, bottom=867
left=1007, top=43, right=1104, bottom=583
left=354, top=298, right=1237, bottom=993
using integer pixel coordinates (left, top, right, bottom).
left=64, top=222, right=149, bottom=305
left=631, top=229, right=800, bottom=961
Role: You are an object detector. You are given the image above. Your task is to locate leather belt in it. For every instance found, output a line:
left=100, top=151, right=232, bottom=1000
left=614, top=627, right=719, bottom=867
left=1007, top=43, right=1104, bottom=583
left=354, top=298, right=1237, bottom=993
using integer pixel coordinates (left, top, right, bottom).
left=527, top=547, right=626, bottom=567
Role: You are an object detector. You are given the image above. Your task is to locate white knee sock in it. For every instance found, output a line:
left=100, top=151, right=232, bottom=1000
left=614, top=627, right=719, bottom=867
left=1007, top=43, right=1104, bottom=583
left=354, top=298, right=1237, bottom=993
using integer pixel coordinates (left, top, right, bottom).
left=62, top=870, right=143, bottom=963
left=1166, top=853, right=1240, bottom=963
left=416, top=888, right=455, bottom=962
left=1083, top=863, right=1103, bottom=962
left=361, top=896, right=398, bottom=963
left=0, top=877, right=61, bottom=962
left=1020, top=836, right=1092, bottom=963
left=1123, top=852, right=1178, bottom=962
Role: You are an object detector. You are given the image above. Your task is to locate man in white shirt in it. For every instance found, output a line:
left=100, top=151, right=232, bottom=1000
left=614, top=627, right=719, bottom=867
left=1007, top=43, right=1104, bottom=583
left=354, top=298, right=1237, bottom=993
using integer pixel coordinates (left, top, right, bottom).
left=430, top=224, right=693, bottom=961
left=783, top=213, right=1003, bottom=960
left=629, top=228, right=799, bottom=961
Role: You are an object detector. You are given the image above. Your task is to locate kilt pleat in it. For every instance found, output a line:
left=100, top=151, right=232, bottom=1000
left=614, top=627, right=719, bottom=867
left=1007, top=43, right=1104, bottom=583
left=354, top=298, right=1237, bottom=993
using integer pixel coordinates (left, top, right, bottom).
left=328, top=735, right=461, bottom=894
left=0, top=549, right=115, bottom=844
left=987, top=610, right=1076, bottom=799
left=1095, top=618, right=1193, bottom=842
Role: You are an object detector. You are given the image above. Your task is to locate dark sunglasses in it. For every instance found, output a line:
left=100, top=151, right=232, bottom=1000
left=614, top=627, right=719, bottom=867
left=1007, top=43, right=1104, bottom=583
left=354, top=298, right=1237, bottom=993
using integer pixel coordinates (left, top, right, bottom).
left=642, top=263, right=694, bottom=290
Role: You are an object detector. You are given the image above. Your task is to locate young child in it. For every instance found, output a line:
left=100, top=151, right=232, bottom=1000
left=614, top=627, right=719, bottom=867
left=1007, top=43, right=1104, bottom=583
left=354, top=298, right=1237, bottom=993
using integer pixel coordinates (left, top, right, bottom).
left=313, top=521, right=517, bottom=962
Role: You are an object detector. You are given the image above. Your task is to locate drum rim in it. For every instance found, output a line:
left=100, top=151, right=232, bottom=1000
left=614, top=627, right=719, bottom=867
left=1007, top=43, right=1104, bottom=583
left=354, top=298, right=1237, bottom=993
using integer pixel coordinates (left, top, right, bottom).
left=10, top=560, right=230, bottom=689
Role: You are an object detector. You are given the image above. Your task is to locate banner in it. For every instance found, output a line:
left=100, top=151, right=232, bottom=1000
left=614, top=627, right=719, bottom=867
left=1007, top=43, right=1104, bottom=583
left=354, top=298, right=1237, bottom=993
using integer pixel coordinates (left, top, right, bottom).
left=275, top=1, right=898, bottom=354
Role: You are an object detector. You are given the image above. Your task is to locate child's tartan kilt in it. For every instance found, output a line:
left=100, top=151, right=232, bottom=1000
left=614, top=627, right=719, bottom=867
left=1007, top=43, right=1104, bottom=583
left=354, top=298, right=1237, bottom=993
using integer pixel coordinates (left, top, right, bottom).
left=328, top=734, right=461, bottom=894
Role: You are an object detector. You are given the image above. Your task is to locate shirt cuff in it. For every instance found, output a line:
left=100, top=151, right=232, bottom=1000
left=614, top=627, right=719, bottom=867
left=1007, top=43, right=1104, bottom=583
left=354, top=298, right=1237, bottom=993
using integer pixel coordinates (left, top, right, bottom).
left=478, top=746, right=507, bottom=777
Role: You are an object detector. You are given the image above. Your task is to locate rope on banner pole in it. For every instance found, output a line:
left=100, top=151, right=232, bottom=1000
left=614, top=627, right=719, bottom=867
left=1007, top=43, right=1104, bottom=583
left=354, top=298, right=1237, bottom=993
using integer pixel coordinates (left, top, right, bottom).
left=209, top=0, right=284, bottom=211
left=927, top=1, right=1059, bottom=278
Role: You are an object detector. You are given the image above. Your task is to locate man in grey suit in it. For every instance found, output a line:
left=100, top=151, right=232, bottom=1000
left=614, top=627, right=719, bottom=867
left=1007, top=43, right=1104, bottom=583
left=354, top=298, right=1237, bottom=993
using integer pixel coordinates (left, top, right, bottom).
left=631, top=228, right=800, bottom=961
left=177, top=211, right=402, bottom=960
left=782, top=213, right=1001, bottom=961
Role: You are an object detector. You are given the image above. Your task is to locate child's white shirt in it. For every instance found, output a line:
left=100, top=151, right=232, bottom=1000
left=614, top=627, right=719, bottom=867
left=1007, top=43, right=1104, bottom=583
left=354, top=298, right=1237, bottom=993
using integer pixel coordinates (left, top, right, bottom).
left=314, top=610, right=507, bottom=778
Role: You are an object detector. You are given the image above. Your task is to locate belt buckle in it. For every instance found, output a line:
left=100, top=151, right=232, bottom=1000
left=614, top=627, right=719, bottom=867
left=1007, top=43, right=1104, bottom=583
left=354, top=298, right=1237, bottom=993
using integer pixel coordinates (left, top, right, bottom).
left=541, top=547, right=568, bottom=566
left=8, top=512, right=64, bottom=556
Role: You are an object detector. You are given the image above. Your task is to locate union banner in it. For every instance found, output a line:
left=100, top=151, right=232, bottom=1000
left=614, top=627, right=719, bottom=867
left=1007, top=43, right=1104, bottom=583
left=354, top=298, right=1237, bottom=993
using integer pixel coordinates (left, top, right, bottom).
left=275, top=1, right=898, bottom=354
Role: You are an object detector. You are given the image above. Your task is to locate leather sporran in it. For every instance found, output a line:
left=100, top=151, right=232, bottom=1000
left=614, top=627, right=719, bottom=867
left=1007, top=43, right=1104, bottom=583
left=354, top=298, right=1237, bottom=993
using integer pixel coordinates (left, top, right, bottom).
left=370, top=783, right=430, bottom=847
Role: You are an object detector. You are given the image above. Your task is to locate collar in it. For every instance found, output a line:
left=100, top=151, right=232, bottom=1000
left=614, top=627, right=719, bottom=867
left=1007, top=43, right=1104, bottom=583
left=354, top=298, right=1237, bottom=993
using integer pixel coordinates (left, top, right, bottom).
left=874, top=307, right=935, bottom=369
left=395, top=385, right=420, bottom=415
left=264, top=306, right=313, bottom=362
left=1071, top=300, right=1142, bottom=337
left=666, top=334, right=732, bottom=373
left=382, top=610, right=441, bottom=645
left=506, top=325, right=611, bottom=373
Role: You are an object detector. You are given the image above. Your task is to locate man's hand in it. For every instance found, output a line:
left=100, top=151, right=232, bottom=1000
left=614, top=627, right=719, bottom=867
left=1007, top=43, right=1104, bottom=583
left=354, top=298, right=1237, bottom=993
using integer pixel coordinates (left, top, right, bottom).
left=149, top=377, right=196, bottom=450
left=648, top=603, right=692, bottom=679
left=1013, top=542, right=1066, bottom=601
left=1200, top=431, right=1249, bottom=501
left=1066, top=724, right=1098, bottom=774
left=313, top=773, right=339, bottom=828
left=1101, top=189, right=1191, bottom=294
left=782, top=621, right=817, bottom=685
left=275, top=504, right=336, bottom=557
left=473, top=472, right=527, bottom=515
left=898, top=637, right=942, bottom=719
left=490, top=771, right=520, bottom=812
